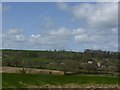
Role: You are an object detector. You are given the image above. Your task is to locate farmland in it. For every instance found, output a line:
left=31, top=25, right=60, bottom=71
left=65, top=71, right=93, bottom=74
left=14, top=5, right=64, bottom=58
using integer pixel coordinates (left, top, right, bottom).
left=2, top=49, right=119, bottom=75
left=1, top=49, right=120, bottom=89
left=2, top=73, right=120, bottom=88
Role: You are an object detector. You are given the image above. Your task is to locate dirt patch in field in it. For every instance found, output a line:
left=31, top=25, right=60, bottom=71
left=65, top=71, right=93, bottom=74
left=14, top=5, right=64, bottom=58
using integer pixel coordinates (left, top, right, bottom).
left=2, top=67, right=64, bottom=75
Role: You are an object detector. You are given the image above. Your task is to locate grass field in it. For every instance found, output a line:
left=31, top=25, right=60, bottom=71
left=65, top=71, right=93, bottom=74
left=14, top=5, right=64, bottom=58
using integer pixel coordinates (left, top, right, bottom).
left=2, top=73, right=120, bottom=88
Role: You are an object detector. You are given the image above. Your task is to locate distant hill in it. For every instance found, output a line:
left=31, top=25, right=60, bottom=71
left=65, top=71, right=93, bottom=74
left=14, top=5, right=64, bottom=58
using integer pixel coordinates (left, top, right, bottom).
left=2, top=49, right=120, bottom=75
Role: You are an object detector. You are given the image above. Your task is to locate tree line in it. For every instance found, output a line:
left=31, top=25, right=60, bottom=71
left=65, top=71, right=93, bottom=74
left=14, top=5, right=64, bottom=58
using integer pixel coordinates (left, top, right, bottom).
left=2, top=49, right=120, bottom=75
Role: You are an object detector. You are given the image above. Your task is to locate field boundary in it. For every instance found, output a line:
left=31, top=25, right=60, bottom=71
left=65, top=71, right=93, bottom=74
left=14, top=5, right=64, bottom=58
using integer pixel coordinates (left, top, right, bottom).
left=2, top=67, right=64, bottom=75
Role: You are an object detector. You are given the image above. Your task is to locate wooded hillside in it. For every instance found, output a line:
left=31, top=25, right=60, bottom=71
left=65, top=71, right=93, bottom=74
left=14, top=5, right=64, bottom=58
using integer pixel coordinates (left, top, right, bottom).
left=2, top=49, right=120, bottom=75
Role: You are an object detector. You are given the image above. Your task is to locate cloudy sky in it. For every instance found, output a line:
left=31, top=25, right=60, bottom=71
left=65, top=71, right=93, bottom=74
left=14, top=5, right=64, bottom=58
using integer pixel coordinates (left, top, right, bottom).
left=2, top=2, right=118, bottom=51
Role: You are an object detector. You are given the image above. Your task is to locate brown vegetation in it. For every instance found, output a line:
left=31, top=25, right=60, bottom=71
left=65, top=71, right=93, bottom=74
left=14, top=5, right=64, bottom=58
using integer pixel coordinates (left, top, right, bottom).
left=2, top=67, right=64, bottom=75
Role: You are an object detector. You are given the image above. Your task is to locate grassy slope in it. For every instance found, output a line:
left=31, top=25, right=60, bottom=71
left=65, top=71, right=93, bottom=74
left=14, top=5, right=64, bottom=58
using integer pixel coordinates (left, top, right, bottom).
left=2, top=73, right=119, bottom=88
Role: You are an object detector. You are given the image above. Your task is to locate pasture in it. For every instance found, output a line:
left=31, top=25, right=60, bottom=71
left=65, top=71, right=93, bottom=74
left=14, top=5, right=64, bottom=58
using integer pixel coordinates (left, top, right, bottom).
left=2, top=73, right=119, bottom=88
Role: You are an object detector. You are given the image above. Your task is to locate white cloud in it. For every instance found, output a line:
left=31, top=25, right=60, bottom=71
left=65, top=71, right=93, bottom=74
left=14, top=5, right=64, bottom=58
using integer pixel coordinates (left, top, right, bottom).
left=112, top=27, right=118, bottom=35
left=7, top=29, right=23, bottom=35
left=31, top=34, right=40, bottom=39
left=72, top=3, right=94, bottom=20
left=74, top=33, right=104, bottom=43
left=2, top=26, right=118, bottom=51
left=73, top=28, right=86, bottom=35
left=50, top=27, right=70, bottom=37
left=56, top=2, right=68, bottom=11
left=57, top=2, right=118, bottom=29
left=56, top=2, right=118, bottom=51
left=88, top=3, right=118, bottom=28
left=74, top=34, right=88, bottom=43
left=2, top=2, right=118, bottom=51
left=15, top=35, right=26, bottom=42
left=72, top=3, right=118, bottom=29
left=3, top=25, right=118, bottom=51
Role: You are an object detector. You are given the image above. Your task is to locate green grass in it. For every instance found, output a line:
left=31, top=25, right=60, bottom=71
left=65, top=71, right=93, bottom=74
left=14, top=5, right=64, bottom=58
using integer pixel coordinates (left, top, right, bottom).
left=2, top=73, right=119, bottom=88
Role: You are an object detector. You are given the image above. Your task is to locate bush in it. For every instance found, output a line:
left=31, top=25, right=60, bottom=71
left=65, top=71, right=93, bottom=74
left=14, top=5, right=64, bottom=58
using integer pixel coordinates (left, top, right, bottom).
left=19, top=68, right=28, bottom=74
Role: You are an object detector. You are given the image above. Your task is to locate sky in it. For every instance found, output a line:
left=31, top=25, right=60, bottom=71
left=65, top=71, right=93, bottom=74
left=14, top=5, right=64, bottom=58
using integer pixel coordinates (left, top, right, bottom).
left=2, top=2, right=118, bottom=52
